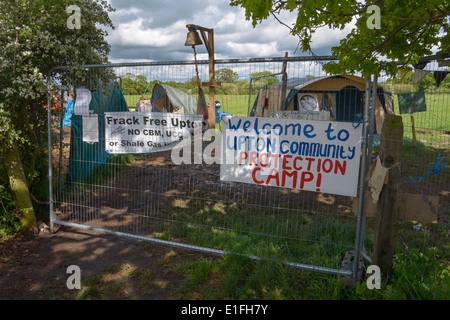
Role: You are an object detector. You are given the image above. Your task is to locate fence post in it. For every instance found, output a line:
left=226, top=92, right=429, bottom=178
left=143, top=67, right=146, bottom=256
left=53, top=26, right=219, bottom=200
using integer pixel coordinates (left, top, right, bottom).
left=351, top=77, right=372, bottom=282
left=373, top=114, right=403, bottom=278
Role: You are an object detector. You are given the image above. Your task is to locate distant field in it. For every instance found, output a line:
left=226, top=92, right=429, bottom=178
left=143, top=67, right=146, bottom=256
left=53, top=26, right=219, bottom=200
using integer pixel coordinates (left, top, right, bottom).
left=391, top=93, right=450, bottom=182
left=215, top=94, right=258, bottom=116
left=392, top=92, right=450, bottom=132
left=125, top=92, right=450, bottom=130
left=124, top=94, right=256, bottom=116
left=124, top=95, right=151, bottom=108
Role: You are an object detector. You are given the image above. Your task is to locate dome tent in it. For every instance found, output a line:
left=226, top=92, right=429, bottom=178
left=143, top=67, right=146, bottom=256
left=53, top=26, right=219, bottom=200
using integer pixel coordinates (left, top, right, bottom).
left=150, top=83, right=198, bottom=114
left=249, top=74, right=394, bottom=134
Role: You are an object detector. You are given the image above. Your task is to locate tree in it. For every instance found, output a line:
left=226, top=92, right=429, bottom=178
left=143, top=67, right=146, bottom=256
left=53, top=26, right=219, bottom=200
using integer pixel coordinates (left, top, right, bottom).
left=387, top=71, right=437, bottom=91
left=121, top=73, right=151, bottom=96
left=230, top=0, right=450, bottom=76
left=215, top=68, right=239, bottom=83
left=0, top=0, right=115, bottom=233
left=250, top=71, right=280, bottom=85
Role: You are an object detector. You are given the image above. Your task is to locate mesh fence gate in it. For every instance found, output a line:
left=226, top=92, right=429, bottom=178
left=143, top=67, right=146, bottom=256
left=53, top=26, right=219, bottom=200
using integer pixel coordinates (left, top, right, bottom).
left=377, top=64, right=449, bottom=258
left=47, top=55, right=449, bottom=280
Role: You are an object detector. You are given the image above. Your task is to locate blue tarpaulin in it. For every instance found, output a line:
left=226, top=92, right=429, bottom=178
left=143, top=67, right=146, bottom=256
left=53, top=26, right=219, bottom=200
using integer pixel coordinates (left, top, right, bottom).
left=62, top=98, right=74, bottom=127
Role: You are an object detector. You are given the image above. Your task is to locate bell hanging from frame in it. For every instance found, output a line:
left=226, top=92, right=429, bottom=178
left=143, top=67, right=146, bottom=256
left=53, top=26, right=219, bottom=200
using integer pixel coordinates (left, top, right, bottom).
left=185, top=30, right=203, bottom=46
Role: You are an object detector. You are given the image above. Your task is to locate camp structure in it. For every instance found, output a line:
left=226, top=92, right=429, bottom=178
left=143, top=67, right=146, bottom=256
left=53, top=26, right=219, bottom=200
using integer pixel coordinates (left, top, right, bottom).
left=249, top=74, right=394, bottom=134
left=134, top=99, right=153, bottom=112
left=150, top=83, right=198, bottom=114
left=68, top=81, right=129, bottom=182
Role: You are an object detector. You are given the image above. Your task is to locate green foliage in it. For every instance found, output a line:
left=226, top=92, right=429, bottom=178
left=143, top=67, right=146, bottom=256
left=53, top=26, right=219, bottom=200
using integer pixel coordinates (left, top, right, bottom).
left=0, top=0, right=116, bottom=233
left=250, top=71, right=280, bottom=84
left=121, top=73, right=155, bottom=96
left=0, top=105, right=27, bottom=152
left=391, top=248, right=449, bottom=299
left=175, top=244, right=449, bottom=300
left=230, top=0, right=450, bottom=76
left=0, top=186, right=21, bottom=236
left=215, top=68, right=239, bottom=83
left=385, top=69, right=450, bottom=93
left=356, top=248, right=449, bottom=300
left=177, top=252, right=355, bottom=300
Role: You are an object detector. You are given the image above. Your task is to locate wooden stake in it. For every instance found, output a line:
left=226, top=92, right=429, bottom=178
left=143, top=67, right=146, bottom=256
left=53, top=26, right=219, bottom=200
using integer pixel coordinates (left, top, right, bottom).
left=280, top=52, right=288, bottom=110
left=200, top=28, right=216, bottom=130
left=373, top=114, right=403, bottom=279
left=410, top=113, right=416, bottom=147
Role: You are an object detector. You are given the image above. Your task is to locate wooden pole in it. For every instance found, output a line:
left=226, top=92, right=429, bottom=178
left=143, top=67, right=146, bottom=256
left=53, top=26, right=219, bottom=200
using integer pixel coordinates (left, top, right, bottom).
left=410, top=113, right=417, bottom=147
left=199, top=28, right=216, bottom=130
left=373, top=114, right=403, bottom=279
left=280, top=52, right=288, bottom=110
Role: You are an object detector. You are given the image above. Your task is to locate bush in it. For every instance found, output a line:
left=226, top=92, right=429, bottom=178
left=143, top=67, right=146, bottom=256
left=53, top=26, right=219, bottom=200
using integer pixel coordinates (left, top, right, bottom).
left=0, top=185, right=21, bottom=236
left=356, top=247, right=449, bottom=300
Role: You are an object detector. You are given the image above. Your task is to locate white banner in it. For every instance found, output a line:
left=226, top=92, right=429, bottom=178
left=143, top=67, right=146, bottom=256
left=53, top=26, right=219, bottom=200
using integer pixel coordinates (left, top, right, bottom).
left=220, top=116, right=363, bottom=197
left=104, top=112, right=203, bottom=154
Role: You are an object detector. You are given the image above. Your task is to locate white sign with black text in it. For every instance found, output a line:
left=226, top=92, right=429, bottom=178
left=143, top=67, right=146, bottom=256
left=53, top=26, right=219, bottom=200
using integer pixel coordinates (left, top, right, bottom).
left=104, top=112, right=203, bottom=154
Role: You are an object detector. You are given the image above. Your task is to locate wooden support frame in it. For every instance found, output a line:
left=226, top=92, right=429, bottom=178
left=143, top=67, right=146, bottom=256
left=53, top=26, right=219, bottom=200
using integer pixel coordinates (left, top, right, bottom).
left=186, top=24, right=218, bottom=130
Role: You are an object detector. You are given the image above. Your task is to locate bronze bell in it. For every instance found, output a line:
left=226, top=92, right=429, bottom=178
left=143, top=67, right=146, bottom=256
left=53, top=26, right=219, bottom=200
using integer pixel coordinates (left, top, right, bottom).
left=185, top=30, right=203, bottom=46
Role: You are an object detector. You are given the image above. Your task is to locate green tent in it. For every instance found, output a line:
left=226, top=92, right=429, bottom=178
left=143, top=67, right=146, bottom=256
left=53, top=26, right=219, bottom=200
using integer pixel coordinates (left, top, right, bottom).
left=68, top=81, right=129, bottom=182
left=151, top=83, right=198, bottom=114
left=249, top=74, right=394, bottom=134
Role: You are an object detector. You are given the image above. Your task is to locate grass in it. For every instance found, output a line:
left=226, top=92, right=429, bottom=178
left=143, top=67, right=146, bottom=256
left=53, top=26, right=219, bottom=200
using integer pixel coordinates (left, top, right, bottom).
left=393, top=92, right=450, bottom=132
left=171, top=238, right=448, bottom=300
left=368, top=92, right=450, bottom=183
left=142, top=196, right=359, bottom=270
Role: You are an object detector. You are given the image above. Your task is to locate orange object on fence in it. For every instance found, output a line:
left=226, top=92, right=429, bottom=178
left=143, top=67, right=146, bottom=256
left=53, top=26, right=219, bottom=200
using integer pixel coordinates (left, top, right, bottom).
left=42, top=94, right=62, bottom=111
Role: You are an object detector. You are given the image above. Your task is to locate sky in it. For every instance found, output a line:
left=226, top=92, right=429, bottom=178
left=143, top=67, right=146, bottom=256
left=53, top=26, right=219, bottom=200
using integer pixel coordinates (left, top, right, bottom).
left=104, top=0, right=355, bottom=63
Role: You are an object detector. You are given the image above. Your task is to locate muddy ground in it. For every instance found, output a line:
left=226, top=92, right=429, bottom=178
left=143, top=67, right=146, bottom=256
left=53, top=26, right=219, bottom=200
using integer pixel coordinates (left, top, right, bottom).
left=0, top=225, right=217, bottom=300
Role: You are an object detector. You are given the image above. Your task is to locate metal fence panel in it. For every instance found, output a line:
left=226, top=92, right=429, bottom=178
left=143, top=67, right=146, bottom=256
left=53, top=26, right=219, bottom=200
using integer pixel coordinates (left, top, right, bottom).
left=47, top=56, right=448, bottom=279
left=376, top=65, right=449, bottom=254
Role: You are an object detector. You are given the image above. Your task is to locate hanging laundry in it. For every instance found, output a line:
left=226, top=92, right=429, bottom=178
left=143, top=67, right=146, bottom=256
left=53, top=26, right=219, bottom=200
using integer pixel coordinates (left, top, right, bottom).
left=413, top=62, right=427, bottom=70
left=367, top=157, right=389, bottom=202
left=413, top=69, right=430, bottom=84
left=433, top=71, right=449, bottom=87
left=399, top=68, right=409, bottom=83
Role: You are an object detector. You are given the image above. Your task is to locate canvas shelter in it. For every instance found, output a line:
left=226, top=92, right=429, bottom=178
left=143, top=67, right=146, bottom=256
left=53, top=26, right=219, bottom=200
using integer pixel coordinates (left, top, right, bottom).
left=134, top=99, right=153, bottom=112
left=250, top=74, right=394, bottom=134
left=68, top=81, right=129, bottom=182
left=150, top=83, right=198, bottom=114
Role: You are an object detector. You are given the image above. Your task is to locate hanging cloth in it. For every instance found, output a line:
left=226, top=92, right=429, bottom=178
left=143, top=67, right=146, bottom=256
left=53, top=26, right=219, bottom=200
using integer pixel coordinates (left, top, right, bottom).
left=413, top=62, right=427, bottom=70
left=399, top=68, right=409, bottom=83
left=433, top=71, right=449, bottom=87
left=367, top=157, right=389, bottom=202
left=413, top=69, right=430, bottom=84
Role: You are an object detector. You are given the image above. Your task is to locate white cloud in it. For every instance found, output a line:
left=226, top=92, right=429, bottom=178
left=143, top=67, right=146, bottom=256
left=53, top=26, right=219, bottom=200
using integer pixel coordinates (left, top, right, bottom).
left=104, top=0, right=350, bottom=62
left=226, top=41, right=279, bottom=57
left=308, top=19, right=356, bottom=50
left=108, top=18, right=187, bottom=47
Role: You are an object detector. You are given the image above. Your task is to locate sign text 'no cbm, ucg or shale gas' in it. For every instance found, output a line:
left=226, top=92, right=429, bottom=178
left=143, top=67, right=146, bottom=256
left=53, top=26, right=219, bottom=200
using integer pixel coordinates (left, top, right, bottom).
left=104, top=112, right=203, bottom=154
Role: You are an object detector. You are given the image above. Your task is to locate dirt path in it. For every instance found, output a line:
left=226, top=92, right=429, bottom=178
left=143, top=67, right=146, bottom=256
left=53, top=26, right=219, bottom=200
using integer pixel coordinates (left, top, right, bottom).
left=0, top=226, right=215, bottom=300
